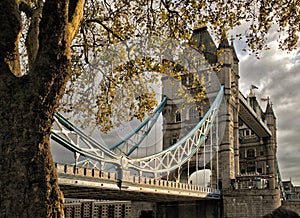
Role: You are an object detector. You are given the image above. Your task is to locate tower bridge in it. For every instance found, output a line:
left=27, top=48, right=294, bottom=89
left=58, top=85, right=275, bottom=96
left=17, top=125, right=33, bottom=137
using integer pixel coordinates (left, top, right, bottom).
left=51, top=27, right=284, bottom=217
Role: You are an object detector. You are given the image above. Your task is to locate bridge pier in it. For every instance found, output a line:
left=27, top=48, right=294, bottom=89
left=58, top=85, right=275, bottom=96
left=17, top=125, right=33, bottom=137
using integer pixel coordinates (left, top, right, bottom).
left=156, top=200, right=221, bottom=218
left=131, top=202, right=157, bottom=218
left=222, top=189, right=281, bottom=218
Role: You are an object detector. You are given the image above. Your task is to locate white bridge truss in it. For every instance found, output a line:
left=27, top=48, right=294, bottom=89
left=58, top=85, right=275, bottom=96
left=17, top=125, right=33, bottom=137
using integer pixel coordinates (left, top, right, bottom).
left=51, top=86, right=223, bottom=177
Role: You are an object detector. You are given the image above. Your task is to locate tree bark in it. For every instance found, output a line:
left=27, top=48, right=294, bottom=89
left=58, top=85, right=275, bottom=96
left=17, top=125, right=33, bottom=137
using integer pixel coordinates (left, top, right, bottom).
left=0, top=0, right=85, bottom=217
left=0, top=75, right=65, bottom=217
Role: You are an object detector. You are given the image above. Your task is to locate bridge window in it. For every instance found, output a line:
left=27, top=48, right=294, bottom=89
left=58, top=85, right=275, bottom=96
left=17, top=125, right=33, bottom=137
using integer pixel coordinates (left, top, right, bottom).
left=175, top=112, right=181, bottom=122
left=181, top=73, right=193, bottom=86
left=239, top=119, right=243, bottom=126
left=171, top=134, right=179, bottom=145
left=246, top=160, right=256, bottom=173
left=245, top=129, right=250, bottom=136
left=171, top=138, right=177, bottom=145
left=182, top=74, right=187, bottom=86
left=189, top=106, right=199, bottom=120
left=247, top=149, right=255, bottom=158
left=204, top=73, right=211, bottom=85
left=247, top=166, right=256, bottom=173
left=239, top=130, right=244, bottom=137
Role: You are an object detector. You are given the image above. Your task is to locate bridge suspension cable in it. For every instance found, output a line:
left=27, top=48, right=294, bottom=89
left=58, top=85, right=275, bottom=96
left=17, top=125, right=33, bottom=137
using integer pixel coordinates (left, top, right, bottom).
left=126, top=86, right=224, bottom=173
left=109, top=96, right=167, bottom=156
left=51, top=86, right=224, bottom=176
left=51, top=96, right=167, bottom=166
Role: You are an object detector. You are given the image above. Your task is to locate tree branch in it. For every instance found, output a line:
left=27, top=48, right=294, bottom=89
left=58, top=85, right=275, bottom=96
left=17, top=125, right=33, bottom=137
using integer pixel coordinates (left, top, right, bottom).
left=0, top=0, right=21, bottom=76
left=85, top=19, right=124, bottom=41
left=19, top=1, right=34, bottom=17
left=25, top=6, right=42, bottom=72
left=67, top=0, right=86, bottom=43
left=29, top=0, right=86, bottom=115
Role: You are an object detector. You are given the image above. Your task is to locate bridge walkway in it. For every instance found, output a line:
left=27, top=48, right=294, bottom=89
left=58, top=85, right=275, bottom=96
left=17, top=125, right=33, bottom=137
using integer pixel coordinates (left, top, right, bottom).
left=56, top=163, right=219, bottom=202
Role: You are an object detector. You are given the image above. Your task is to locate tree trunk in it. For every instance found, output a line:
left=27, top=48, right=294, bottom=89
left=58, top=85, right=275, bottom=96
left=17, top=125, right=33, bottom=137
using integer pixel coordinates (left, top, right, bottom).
left=0, top=76, right=64, bottom=217
left=0, top=0, right=85, bottom=217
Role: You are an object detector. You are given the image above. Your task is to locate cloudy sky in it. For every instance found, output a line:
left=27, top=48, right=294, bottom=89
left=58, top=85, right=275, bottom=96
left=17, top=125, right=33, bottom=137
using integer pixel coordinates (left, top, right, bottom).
left=232, top=28, right=300, bottom=185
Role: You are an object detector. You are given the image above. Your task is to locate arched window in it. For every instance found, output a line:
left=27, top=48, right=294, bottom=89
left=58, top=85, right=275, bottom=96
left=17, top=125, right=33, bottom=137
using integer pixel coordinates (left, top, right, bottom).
left=189, top=106, right=199, bottom=120
left=175, top=112, right=181, bottom=122
left=171, top=134, right=179, bottom=145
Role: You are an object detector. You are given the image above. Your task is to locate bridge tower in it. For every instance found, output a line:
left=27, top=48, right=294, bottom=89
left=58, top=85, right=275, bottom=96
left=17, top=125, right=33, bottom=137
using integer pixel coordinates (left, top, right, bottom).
left=238, top=93, right=278, bottom=190
left=162, top=27, right=240, bottom=189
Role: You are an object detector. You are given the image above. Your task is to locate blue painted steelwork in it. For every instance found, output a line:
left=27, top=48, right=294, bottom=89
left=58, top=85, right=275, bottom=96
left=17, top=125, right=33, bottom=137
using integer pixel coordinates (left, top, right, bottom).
left=53, top=113, right=118, bottom=159
left=53, top=96, right=166, bottom=158
left=109, top=96, right=167, bottom=156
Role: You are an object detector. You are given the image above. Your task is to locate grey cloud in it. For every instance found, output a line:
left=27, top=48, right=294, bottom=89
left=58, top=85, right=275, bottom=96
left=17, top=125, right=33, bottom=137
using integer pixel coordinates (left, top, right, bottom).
left=234, top=36, right=300, bottom=184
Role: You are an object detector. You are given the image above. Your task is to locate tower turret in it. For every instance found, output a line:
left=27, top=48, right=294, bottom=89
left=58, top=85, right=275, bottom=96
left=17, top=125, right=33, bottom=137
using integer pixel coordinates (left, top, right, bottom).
left=216, top=38, right=240, bottom=189
left=264, top=101, right=278, bottom=189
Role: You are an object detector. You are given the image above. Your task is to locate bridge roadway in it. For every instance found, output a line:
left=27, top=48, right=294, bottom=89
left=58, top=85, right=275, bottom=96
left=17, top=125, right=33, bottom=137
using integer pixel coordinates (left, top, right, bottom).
left=56, top=163, right=219, bottom=202
left=238, top=92, right=271, bottom=137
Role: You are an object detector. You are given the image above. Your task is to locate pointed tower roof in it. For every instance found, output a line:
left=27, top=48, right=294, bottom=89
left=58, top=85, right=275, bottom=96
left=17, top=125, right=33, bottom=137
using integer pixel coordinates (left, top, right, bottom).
left=265, top=102, right=276, bottom=118
left=218, top=37, right=240, bottom=62
left=190, top=27, right=217, bottom=65
left=218, top=38, right=230, bottom=49
left=231, top=41, right=239, bottom=62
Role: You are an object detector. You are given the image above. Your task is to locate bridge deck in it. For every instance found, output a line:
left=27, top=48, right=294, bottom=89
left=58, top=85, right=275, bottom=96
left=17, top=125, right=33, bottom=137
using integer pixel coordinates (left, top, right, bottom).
left=56, top=163, right=219, bottom=202
left=239, top=92, right=272, bottom=137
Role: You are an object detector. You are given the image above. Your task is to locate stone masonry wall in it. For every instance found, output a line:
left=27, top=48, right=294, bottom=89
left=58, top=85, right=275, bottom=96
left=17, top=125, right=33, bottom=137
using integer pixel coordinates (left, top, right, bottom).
left=156, top=200, right=220, bottom=218
left=222, top=189, right=281, bottom=218
left=282, top=201, right=300, bottom=216
left=131, top=201, right=156, bottom=218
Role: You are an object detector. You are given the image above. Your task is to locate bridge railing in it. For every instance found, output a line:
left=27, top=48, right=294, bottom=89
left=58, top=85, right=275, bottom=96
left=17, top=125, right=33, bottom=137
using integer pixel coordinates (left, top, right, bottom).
left=56, top=163, right=217, bottom=194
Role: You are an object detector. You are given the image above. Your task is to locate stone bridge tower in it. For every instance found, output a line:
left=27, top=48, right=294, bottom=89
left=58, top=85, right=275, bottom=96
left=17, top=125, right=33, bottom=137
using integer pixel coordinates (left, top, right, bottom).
left=162, top=26, right=279, bottom=190
left=161, top=26, right=281, bottom=217
left=162, top=27, right=240, bottom=189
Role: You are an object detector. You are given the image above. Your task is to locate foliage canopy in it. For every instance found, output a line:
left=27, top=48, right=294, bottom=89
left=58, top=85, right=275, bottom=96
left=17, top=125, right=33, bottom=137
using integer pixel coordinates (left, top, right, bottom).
left=20, top=0, right=300, bottom=132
